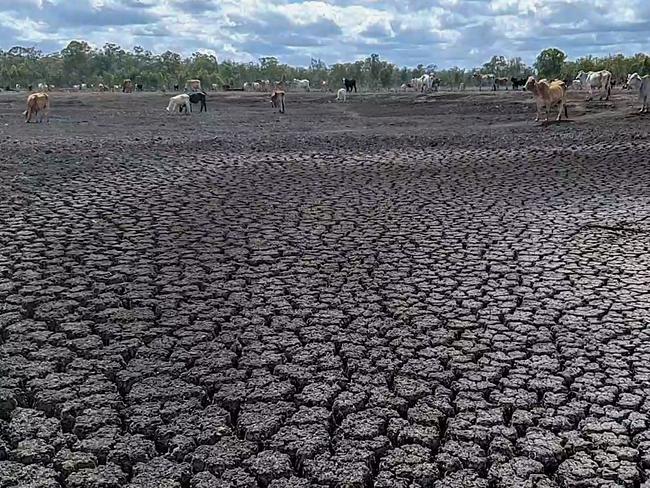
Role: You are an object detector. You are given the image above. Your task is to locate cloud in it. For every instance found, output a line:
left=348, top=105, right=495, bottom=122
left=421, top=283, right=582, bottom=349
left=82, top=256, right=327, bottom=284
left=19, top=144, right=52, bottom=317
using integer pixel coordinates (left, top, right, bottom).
left=0, top=0, right=648, bottom=68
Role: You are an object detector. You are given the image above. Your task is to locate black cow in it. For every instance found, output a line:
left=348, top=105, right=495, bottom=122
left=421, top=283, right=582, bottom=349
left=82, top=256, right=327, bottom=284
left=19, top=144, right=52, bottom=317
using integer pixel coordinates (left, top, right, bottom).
left=136, top=83, right=143, bottom=92
left=180, top=92, right=207, bottom=113
left=173, top=84, right=179, bottom=91
left=343, top=78, right=357, bottom=93
left=511, top=77, right=527, bottom=90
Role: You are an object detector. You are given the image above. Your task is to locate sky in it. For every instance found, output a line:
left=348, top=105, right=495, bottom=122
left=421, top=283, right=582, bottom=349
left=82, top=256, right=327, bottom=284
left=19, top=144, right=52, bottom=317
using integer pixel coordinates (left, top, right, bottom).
left=0, top=0, right=648, bottom=68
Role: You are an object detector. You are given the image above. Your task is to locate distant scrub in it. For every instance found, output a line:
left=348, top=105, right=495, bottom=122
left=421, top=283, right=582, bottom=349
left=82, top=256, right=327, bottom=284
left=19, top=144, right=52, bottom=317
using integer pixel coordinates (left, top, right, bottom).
left=1, top=41, right=648, bottom=90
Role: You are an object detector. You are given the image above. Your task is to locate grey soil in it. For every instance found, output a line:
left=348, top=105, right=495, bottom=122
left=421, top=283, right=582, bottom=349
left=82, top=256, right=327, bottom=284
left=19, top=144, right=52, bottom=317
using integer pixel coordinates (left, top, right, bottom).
left=1, top=88, right=650, bottom=487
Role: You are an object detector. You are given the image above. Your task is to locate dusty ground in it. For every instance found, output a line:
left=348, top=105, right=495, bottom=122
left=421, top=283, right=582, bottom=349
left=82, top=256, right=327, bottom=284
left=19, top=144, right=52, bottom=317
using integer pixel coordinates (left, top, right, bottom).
left=1, top=88, right=650, bottom=488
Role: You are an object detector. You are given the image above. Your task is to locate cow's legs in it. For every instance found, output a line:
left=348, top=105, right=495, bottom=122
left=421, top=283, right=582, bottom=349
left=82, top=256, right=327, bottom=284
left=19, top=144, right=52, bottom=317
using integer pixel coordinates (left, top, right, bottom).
left=556, top=101, right=564, bottom=121
left=534, top=101, right=542, bottom=122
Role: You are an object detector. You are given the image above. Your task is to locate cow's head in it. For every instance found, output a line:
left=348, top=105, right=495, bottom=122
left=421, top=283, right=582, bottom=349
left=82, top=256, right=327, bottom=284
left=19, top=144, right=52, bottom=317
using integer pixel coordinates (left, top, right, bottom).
left=524, top=76, right=537, bottom=92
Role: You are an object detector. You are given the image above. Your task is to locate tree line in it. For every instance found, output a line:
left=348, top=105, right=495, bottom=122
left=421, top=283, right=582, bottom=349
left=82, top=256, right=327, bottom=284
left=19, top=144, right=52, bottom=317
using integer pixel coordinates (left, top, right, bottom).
left=534, top=48, right=650, bottom=82
left=0, top=41, right=648, bottom=90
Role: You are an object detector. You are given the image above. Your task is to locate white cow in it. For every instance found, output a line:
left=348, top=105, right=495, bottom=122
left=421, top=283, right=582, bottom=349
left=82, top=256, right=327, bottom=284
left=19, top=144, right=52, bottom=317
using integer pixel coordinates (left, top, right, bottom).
left=626, top=73, right=650, bottom=112
left=80, top=83, right=87, bottom=90
left=166, top=94, right=191, bottom=114
left=575, top=70, right=612, bottom=101
left=243, top=82, right=252, bottom=91
left=336, top=88, right=347, bottom=102
left=211, top=83, right=219, bottom=91
left=292, top=79, right=310, bottom=92
left=571, top=79, right=583, bottom=90
left=459, top=82, right=465, bottom=91
left=419, top=74, right=431, bottom=92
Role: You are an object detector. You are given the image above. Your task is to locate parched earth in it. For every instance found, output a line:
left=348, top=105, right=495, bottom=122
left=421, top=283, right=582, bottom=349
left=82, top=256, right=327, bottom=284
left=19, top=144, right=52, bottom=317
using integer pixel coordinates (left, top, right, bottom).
left=1, top=88, right=650, bottom=488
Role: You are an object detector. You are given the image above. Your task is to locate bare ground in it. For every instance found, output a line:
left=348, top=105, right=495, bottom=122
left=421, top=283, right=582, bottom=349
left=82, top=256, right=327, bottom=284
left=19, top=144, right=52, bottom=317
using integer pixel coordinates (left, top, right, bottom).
left=1, top=88, right=650, bottom=488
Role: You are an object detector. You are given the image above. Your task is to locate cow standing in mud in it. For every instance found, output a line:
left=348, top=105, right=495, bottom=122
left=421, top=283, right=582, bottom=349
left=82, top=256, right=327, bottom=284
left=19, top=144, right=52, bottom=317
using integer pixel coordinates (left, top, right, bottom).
left=24, top=92, right=50, bottom=123
left=271, top=90, right=286, bottom=113
left=188, top=92, right=207, bottom=112
left=343, top=78, right=357, bottom=93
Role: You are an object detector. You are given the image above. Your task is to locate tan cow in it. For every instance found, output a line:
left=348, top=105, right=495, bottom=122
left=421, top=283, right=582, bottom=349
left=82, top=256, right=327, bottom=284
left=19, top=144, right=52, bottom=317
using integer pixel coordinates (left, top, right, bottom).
left=186, top=79, right=202, bottom=92
left=24, top=92, right=50, bottom=123
left=122, top=79, right=134, bottom=93
left=525, top=76, right=568, bottom=122
left=494, top=77, right=509, bottom=90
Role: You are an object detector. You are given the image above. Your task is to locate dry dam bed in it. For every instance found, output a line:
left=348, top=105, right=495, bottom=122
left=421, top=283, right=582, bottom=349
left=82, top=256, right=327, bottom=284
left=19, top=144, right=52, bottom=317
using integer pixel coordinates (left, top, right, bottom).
left=1, top=90, right=650, bottom=487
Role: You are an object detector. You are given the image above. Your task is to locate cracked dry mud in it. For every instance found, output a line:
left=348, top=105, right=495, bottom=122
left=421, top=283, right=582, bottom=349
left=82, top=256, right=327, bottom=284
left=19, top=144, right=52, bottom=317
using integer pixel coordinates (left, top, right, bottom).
left=1, top=89, right=650, bottom=487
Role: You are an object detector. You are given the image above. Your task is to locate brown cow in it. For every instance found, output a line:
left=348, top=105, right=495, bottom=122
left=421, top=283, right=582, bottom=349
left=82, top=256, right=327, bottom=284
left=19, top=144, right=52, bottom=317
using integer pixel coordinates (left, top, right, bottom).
left=24, top=92, right=50, bottom=123
left=270, top=90, right=285, bottom=113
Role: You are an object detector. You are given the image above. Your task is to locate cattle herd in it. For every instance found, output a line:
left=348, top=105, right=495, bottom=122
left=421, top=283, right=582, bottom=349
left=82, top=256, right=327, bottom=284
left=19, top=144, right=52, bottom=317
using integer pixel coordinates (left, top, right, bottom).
left=8, top=69, right=650, bottom=124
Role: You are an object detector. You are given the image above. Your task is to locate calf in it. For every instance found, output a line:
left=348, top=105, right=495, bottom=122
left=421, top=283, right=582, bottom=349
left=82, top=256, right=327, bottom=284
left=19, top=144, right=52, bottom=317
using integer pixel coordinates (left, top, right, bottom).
left=271, top=90, right=285, bottom=113
left=336, top=88, right=347, bottom=102
left=525, top=76, right=567, bottom=122
left=24, top=92, right=50, bottom=123
left=166, top=94, right=191, bottom=114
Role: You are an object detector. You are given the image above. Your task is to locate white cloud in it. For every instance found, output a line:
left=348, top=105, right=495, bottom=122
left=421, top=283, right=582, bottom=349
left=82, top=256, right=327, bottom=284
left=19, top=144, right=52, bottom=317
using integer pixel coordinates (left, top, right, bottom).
left=0, top=0, right=648, bottom=67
